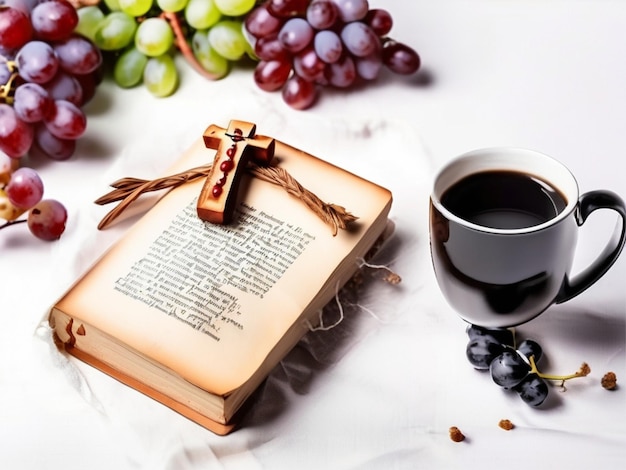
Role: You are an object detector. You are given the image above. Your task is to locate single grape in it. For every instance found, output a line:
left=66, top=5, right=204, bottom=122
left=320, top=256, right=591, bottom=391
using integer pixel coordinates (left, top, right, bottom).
left=517, top=339, right=543, bottom=363
left=213, top=0, right=255, bottom=17
left=489, top=348, right=531, bottom=389
left=93, top=11, right=137, bottom=51
left=114, top=46, right=148, bottom=87
left=135, top=17, right=174, bottom=58
left=53, top=35, right=103, bottom=75
left=514, top=373, right=549, bottom=406
left=253, top=59, right=291, bottom=92
left=16, top=40, right=59, bottom=84
left=254, top=34, right=290, bottom=61
left=44, top=99, right=87, bottom=140
left=118, top=0, right=154, bottom=18
left=355, top=53, right=382, bottom=80
left=327, top=55, right=356, bottom=88
left=466, top=336, right=505, bottom=370
left=33, top=123, right=75, bottom=160
left=306, top=0, right=338, bottom=30
left=27, top=199, right=67, bottom=240
left=365, top=8, right=392, bottom=36
left=0, top=188, right=25, bottom=221
left=466, top=324, right=515, bottom=347
left=267, top=0, right=309, bottom=18
left=184, top=0, right=222, bottom=30
left=340, top=22, right=379, bottom=58
left=6, top=166, right=43, bottom=209
left=44, top=71, right=83, bottom=106
left=75, top=5, right=105, bottom=42
left=143, top=54, right=178, bottom=97
left=0, top=6, right=33, bottom=50
left=0, top=151, right=19, bottom=185
left=245, top=4, right=283, bottom=39
left=13, top=82, right=53, bottom=123
left=278, top=17, right=314, bottom=54
left=281, top=74, right=317, bottom=110
left=0, top=103, right=34, bottom=158
left=191, top=31, right=229, bottom=79
left=382, top=41, right=420, bottom=75
left=157, top=0, right=189, bottom=13
left=314, top=30, right=342, bottom=64
left=30, top=0, right=79, bottom=42
left=293, top=47, right=325, bottom=82
left=207, top=20, right=249, bottom=61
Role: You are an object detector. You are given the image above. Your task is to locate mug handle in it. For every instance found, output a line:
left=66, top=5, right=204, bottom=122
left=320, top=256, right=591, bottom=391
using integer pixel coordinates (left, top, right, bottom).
left=556, top=190, right=626, bottom=304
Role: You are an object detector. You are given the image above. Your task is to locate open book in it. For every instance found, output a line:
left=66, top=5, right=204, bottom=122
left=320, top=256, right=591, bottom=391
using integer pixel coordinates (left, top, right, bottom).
left=48, top=123, right=393, bottom=435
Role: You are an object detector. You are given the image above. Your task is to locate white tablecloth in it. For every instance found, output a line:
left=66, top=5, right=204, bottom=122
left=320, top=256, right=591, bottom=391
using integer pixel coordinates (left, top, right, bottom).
left=2, top=1, right=625, bottom=468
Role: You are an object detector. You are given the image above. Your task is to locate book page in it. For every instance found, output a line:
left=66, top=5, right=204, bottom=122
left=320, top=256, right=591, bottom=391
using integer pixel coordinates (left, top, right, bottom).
left=54, top=137, right=391, bottom=396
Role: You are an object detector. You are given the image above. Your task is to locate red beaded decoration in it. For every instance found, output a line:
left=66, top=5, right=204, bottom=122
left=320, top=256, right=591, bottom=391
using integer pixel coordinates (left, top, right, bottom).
left=211, top=128, right=242, bottom=198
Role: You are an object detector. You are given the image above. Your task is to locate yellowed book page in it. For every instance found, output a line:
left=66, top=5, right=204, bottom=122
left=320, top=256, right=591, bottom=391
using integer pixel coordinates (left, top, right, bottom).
left=53, top=136, right=391, bottom=397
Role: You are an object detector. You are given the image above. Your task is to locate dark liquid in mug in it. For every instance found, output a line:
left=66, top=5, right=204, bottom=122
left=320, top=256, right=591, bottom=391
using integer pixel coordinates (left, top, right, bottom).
left=441, top=170, right=567, bottom=229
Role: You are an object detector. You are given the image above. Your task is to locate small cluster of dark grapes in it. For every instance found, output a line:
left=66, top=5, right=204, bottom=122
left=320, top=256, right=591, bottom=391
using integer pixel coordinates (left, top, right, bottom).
left=245, top=0, right=421, bottom=110
left=1, top=152, right=67, bottom=240
left=466, top=324, right=549, bottom=406
left=0, top=0, right=103, bottom=161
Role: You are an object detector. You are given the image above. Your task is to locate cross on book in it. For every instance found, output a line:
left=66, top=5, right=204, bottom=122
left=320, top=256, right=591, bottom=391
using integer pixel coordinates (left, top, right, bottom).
left=197, top=120, right=276, bottom=224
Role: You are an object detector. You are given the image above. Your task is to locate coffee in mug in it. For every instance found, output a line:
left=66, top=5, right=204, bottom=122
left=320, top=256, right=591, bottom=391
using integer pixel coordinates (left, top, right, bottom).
left=429, top=148, right=626, bottom=327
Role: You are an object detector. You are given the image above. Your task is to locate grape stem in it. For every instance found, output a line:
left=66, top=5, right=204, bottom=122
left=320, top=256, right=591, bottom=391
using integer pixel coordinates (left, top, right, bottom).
left=528, top=355, right=591, bottom=387
left=0, top=58, right=19, bottom=105
left=161, top=12, right=224, bottom=81
left=0, top=218, right=26, bottom=231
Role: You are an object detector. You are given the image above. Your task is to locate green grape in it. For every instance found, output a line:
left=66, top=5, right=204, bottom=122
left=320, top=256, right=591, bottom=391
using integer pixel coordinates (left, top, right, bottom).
left=103, top=0, right=122, bottom=11
left=94, top=12, right=137, bottom=51
left=191, top=30, right=229, bottom=79
left=143, top=54, right=178, bottom=97
left=114, top=47, right=148, bottom=87
left=213, top=0, right=255, bottom=17
left=157, top=0, right=189, bottom=13
left=75, top=6, right=105, bottom=42
left=119, top=0, right=154, bottom=17
left=135, top=17, right=174, bottom=57
left=184, top=0, right=221, bottom=31
left=207, top=20, right=248, bottom=61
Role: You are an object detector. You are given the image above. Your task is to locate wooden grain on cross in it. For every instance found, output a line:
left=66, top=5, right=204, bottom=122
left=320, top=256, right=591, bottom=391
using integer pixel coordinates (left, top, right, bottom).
left=197, top=120, right=275, bottom=224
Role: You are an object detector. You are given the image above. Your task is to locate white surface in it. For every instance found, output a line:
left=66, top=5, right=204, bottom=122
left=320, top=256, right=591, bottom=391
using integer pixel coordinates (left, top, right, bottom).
left=2, top=1, right=625, bottom=468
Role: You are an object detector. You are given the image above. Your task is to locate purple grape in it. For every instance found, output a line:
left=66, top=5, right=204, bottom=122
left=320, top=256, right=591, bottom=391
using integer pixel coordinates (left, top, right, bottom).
left=16, top=40, right=59, bottom=84
left=489, top=348, right=531, bottom=389
left=245, top=5, right=284, bottom=38
left=278, top=17, right=314, bottom=53
left=517, top=339, right=543, bottom=363
left=0, top=103, right=34, bottom=158
left=466, top=324, right=515, bottom=347
left=30, top=0, right=78, bottom=42
left=466, top=336, right=505, bottom=370
left=382, top=41, right=420, bottom=75
left=44, top=71, right=83, bottom=105
left=314, top=30, right=343, bottom=64
left=514, top=373, right=549, bottom=406
left=33, top=123, right=76, bottom=161
left=306, top=0, right=338, bottom=29
left=43, top=99, right=86, bottom=140
left=332, top=0, right=369, bottom=23
left=355, top=53, right=382, bottom=80
left=13, top=82, right=53, bottom=123
left=27, top=199, right=67, bottom=240
left=340, top=21, right=379, bottom=58
left=293, top=47, right=326, bottom=82
left=53, top=34, right=102, bottom=75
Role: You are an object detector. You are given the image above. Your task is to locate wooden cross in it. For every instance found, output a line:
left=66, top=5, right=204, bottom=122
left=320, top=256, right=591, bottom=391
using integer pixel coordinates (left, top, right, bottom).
left=197, top=120, right=275, bottom=224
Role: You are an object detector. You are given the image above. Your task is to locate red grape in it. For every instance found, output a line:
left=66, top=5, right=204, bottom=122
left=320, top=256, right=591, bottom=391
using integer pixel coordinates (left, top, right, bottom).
left=282, top=74, right=317, bottom=110
left=27, top=199, right=67, bottom=240
left=16, top=40, right=59, bottom=84
left=245, top=5, right=284, bottom=38
left=13, top=82, right=53, bottom=123
left=0, top=103, right=34, bottom=158
left=53, top=34, right=102, bottom=75
left=382, top=41, right=421, bottom=75
left=30, top=0, right=78, bottom=42
left=0, top=6, right=33, bottom=50
left=254, top=59, right=292, bottom=92
left=33, top=124, right=75, bottom=161
left=43, top=99, right=86, bottom=140
left=6, top=166, right=43, bottom=209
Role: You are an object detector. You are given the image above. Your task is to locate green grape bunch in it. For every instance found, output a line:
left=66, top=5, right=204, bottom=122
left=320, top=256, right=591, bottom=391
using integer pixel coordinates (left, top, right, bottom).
left=77, top=0, right=257, bottom=97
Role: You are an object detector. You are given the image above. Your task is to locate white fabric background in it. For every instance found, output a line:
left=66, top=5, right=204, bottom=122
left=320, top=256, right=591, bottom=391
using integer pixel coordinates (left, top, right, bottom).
left=2, top=1, right=625, bottom=468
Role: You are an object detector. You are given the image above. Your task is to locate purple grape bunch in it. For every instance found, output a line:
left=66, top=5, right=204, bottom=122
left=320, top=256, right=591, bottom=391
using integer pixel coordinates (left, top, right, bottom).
left=0, top=0, right=103, bottom=161
left=466, top=324, right=550, bottom=407
left=245, top=0, right=421, bottom=110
